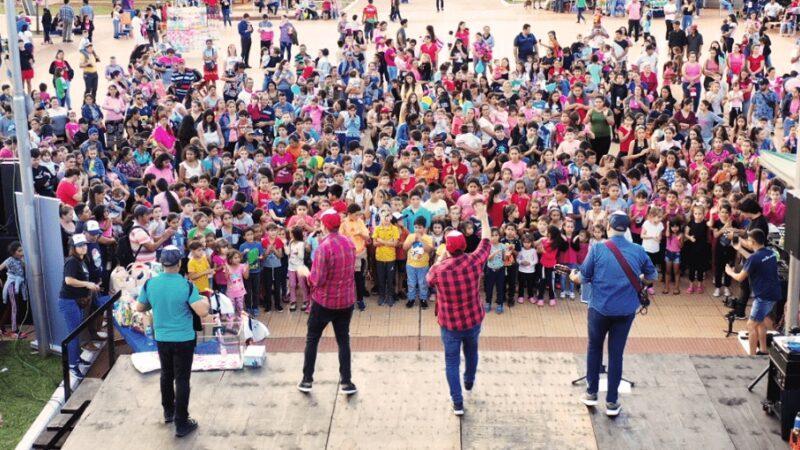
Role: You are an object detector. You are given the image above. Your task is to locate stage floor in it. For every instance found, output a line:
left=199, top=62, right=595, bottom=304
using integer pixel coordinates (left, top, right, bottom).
left=63, top=352, right=786, bottom=450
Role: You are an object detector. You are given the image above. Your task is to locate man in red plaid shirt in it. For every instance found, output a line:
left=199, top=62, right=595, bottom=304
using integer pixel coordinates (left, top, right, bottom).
left=296, top=211, right=359, bottom=396
left=427, top=201, right=491, bottom=416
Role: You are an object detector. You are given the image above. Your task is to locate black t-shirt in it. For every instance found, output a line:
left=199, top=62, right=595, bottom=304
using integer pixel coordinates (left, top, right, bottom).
left=747, top=214, right=769, bottom=237
left=60, top=256, right=90, bottom=299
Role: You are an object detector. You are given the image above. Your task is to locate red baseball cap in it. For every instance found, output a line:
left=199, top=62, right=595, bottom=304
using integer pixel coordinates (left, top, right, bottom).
left=321, top=212, right=341, bottom=231
left=445, top=230, right=467, bottom=254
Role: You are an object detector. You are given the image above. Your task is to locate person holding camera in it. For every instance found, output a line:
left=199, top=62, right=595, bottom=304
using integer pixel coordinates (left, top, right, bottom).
left=729, top=197, right=770, bottom=320
left=569, top=211, right=657, bottom=417
left=725, top=229, right=781, bottom=356
left=135, top=246, right=211, bottom=438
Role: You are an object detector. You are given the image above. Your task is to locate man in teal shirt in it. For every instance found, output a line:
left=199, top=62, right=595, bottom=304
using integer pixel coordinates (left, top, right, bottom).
left=136, top=246, right=210, bottom=438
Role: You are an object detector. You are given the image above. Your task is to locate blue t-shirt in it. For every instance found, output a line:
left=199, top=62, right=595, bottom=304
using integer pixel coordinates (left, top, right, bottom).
left=138, top=273, right=201, bottom=342
left=239, top=241, right=264, bottom=273
left=268, top=199, right=291, bottom=218
left=572, top=198, right=592, bottom=231
left=743, top=247, right=781, bottom=302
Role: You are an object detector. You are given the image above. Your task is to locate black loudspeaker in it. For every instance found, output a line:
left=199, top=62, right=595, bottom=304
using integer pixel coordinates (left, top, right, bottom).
left=0, top=162, right=21, bottom=236
left=785, top=191, right=800, bottom=257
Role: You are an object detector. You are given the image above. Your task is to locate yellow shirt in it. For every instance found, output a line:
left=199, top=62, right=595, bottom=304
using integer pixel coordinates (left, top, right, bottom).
left=404, top=234, right=433, bottom=268
left=187, top=255, right=211, bottom=293
left=341, top=217, right=369, bottom=255
left=372, top=225, right=399, bottom=262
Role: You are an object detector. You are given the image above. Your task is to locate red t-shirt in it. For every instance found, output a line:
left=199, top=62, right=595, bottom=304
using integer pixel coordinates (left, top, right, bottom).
left=194, top=187, right=216, bottom=205
left=56, top=179, right=79, bottom=207
left=393, top=176, right=417, bottom=194
left=363, top=4, right=378, bottom=21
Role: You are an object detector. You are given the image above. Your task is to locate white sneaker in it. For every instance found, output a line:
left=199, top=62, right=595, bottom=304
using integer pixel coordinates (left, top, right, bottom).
left=712, top=288, right=721, bottom=297
left=560, top=291, right=567, bottom=299
left=569, top=292, right=576, bottom=299
left=723, top=287, right=731, bottom=297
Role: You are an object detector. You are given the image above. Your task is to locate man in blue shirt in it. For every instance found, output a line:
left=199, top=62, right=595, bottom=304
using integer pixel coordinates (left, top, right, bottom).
left=513, top=24, right=537, bottom=62
left=725, top=229, right=781, bottom=356
left=136, top=247, right=210, bottom=437
left=571, top=212, right=657, bottom=417
left=238, top=14, right=254, bottom=68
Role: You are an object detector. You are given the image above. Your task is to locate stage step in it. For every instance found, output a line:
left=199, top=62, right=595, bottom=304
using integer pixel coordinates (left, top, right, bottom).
left=32, top=379, right=103, bottom=449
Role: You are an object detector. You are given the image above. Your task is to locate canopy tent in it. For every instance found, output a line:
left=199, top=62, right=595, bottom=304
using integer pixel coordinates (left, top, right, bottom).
left=759, top=151, right=798, bottom=189
left=758, top=151, right=799, bottom=329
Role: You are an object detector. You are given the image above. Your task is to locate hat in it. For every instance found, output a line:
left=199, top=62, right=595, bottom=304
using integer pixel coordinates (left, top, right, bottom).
left=445, top=230, right=467, bottom=254
left=159, top=245, right=182, bottom=267
left=609, top=211, right=630, bottom=232
left=85, top=220, right=102, bottom=235
left=88, top=127, right=99, bottom=135
left=133, top=205, right=151, bottom=218
left=71, top=234, right=88, bottom=247
left=320, top=212, right=341, bottom=231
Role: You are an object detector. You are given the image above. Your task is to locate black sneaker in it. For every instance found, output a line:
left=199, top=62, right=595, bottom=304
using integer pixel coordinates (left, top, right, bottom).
left=340, top=382, right=358, bottom=395
left=420, top=300, right=429, bottom=309
left=175, top=418, right=198, bottom=437
left=453, top=402, right=464, bottom=416
left=164, top=409, right=175, bottom=424
left=405, top=300, right=415, bottom=308
left=464, top=381, right=473, bottom=391
left=357, top=300, right=366, bottom=311
left=275, top=304, right=284, bottom=312
left=297, top=380, right=313, bottom=393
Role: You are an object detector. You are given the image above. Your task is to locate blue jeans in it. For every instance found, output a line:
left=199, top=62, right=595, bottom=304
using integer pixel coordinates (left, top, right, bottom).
left=559, top=263, right=578, bottom=295
left=441, top=324, right=481, bottom=404
left=280, top=42, right=293, bottom=61
left=222, top=8, right=232, bottom=26
left=484, top=267, right=505, bottom=305
left=586, top=308, right=635, bottom=404
left=59, top=298, right=84, bottom=368
left=681, top=15, right=693, bottom=30
left=406, top=265, right=429, bottom=301
left=112, top=18, right=120, bottom=38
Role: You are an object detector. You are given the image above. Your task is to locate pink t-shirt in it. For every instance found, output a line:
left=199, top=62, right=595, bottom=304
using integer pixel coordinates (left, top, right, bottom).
left=151, top=125, right=176, bottom=153
left=225, top=264, right=246, bottom=299
left=501, top=160, right=527, bottom=180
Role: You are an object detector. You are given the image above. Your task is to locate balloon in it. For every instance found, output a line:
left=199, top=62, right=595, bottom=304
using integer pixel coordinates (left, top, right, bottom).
left=307, top=155, right=324, bottom=169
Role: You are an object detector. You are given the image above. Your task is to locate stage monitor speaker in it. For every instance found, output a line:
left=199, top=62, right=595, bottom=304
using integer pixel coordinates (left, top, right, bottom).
left=786, top=191, right=800, bottom=258
left=0, top=162, right=21, bottom=237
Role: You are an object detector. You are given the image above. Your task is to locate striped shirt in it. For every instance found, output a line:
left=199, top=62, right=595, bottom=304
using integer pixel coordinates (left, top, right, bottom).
left=427, top=239, right=491, bottom=331
left=308, top=232, right=356, bottom=309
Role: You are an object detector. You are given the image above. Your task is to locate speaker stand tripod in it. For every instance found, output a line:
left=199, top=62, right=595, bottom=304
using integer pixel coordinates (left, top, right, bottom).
left=571, top=364, right=636, bottom=388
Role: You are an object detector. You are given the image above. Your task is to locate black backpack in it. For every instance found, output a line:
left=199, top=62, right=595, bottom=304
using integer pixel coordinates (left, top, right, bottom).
left=116, top=225, right=146, bottom=267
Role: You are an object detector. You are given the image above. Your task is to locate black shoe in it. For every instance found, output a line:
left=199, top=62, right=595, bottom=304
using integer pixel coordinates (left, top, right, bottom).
left=398, top=291, right=407, bottom=300
left=420, top=300, right=429, bottom=309
left=340, top=382, right=358, bottom=395
left=756, top=351, right=768, bottom=356
left=297, top=380, right=313, bottom=393
left=453, top=402, right=464, bottom=416
left=275, top=304, right=284, bottom=312
left=406, top=300, right=415, bottom=308
left=164, top=410, right=175, bottom=424
left=464, top=381, right=473, bottom=391
left=357, top=300, right=366, bottom=311
left=175, top=418, right=198, bottom=437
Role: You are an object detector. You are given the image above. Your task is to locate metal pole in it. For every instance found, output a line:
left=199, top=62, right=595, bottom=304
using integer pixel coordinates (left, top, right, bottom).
left=5, top=0, right=51, bottom=356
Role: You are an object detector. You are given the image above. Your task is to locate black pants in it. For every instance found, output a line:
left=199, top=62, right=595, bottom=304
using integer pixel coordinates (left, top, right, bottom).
left=241, top=37, right=252, bottom=67
left=628, top=19, right=641, bottom=42
left=538, top=266, right=555, bottom=300
left=518, top=271, right=537, bottom=298
left=436, top=0, right=444, bottom=10
left=83, top=72, right=98, bottom=100
left=664, top=20, right=673, bottom=40
left=590, top=136, right=611, bottom=161
left=354, top=264, right=366, bottom=303
left=302, top=303, right=354, bottom=383
left=505, top=265, right=518, bottom=303
left=157, top=339, right=195, bottom=426
left=364, top=21, right=375, bottom=40
left=261, top=267, right=280, bottom=309
left=734, top=279, right=750, bottom=317
left=245, top=271, right=262, bottom=311
left=714, top=247, right=734, bottom=288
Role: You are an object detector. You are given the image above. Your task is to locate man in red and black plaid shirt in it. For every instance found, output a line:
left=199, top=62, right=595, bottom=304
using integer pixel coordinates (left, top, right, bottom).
left=427, top=201, right=491, bottom=417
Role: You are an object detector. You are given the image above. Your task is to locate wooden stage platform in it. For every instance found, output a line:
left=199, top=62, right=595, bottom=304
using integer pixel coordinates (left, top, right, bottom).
left=63, top=352, right=786, bottom=449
